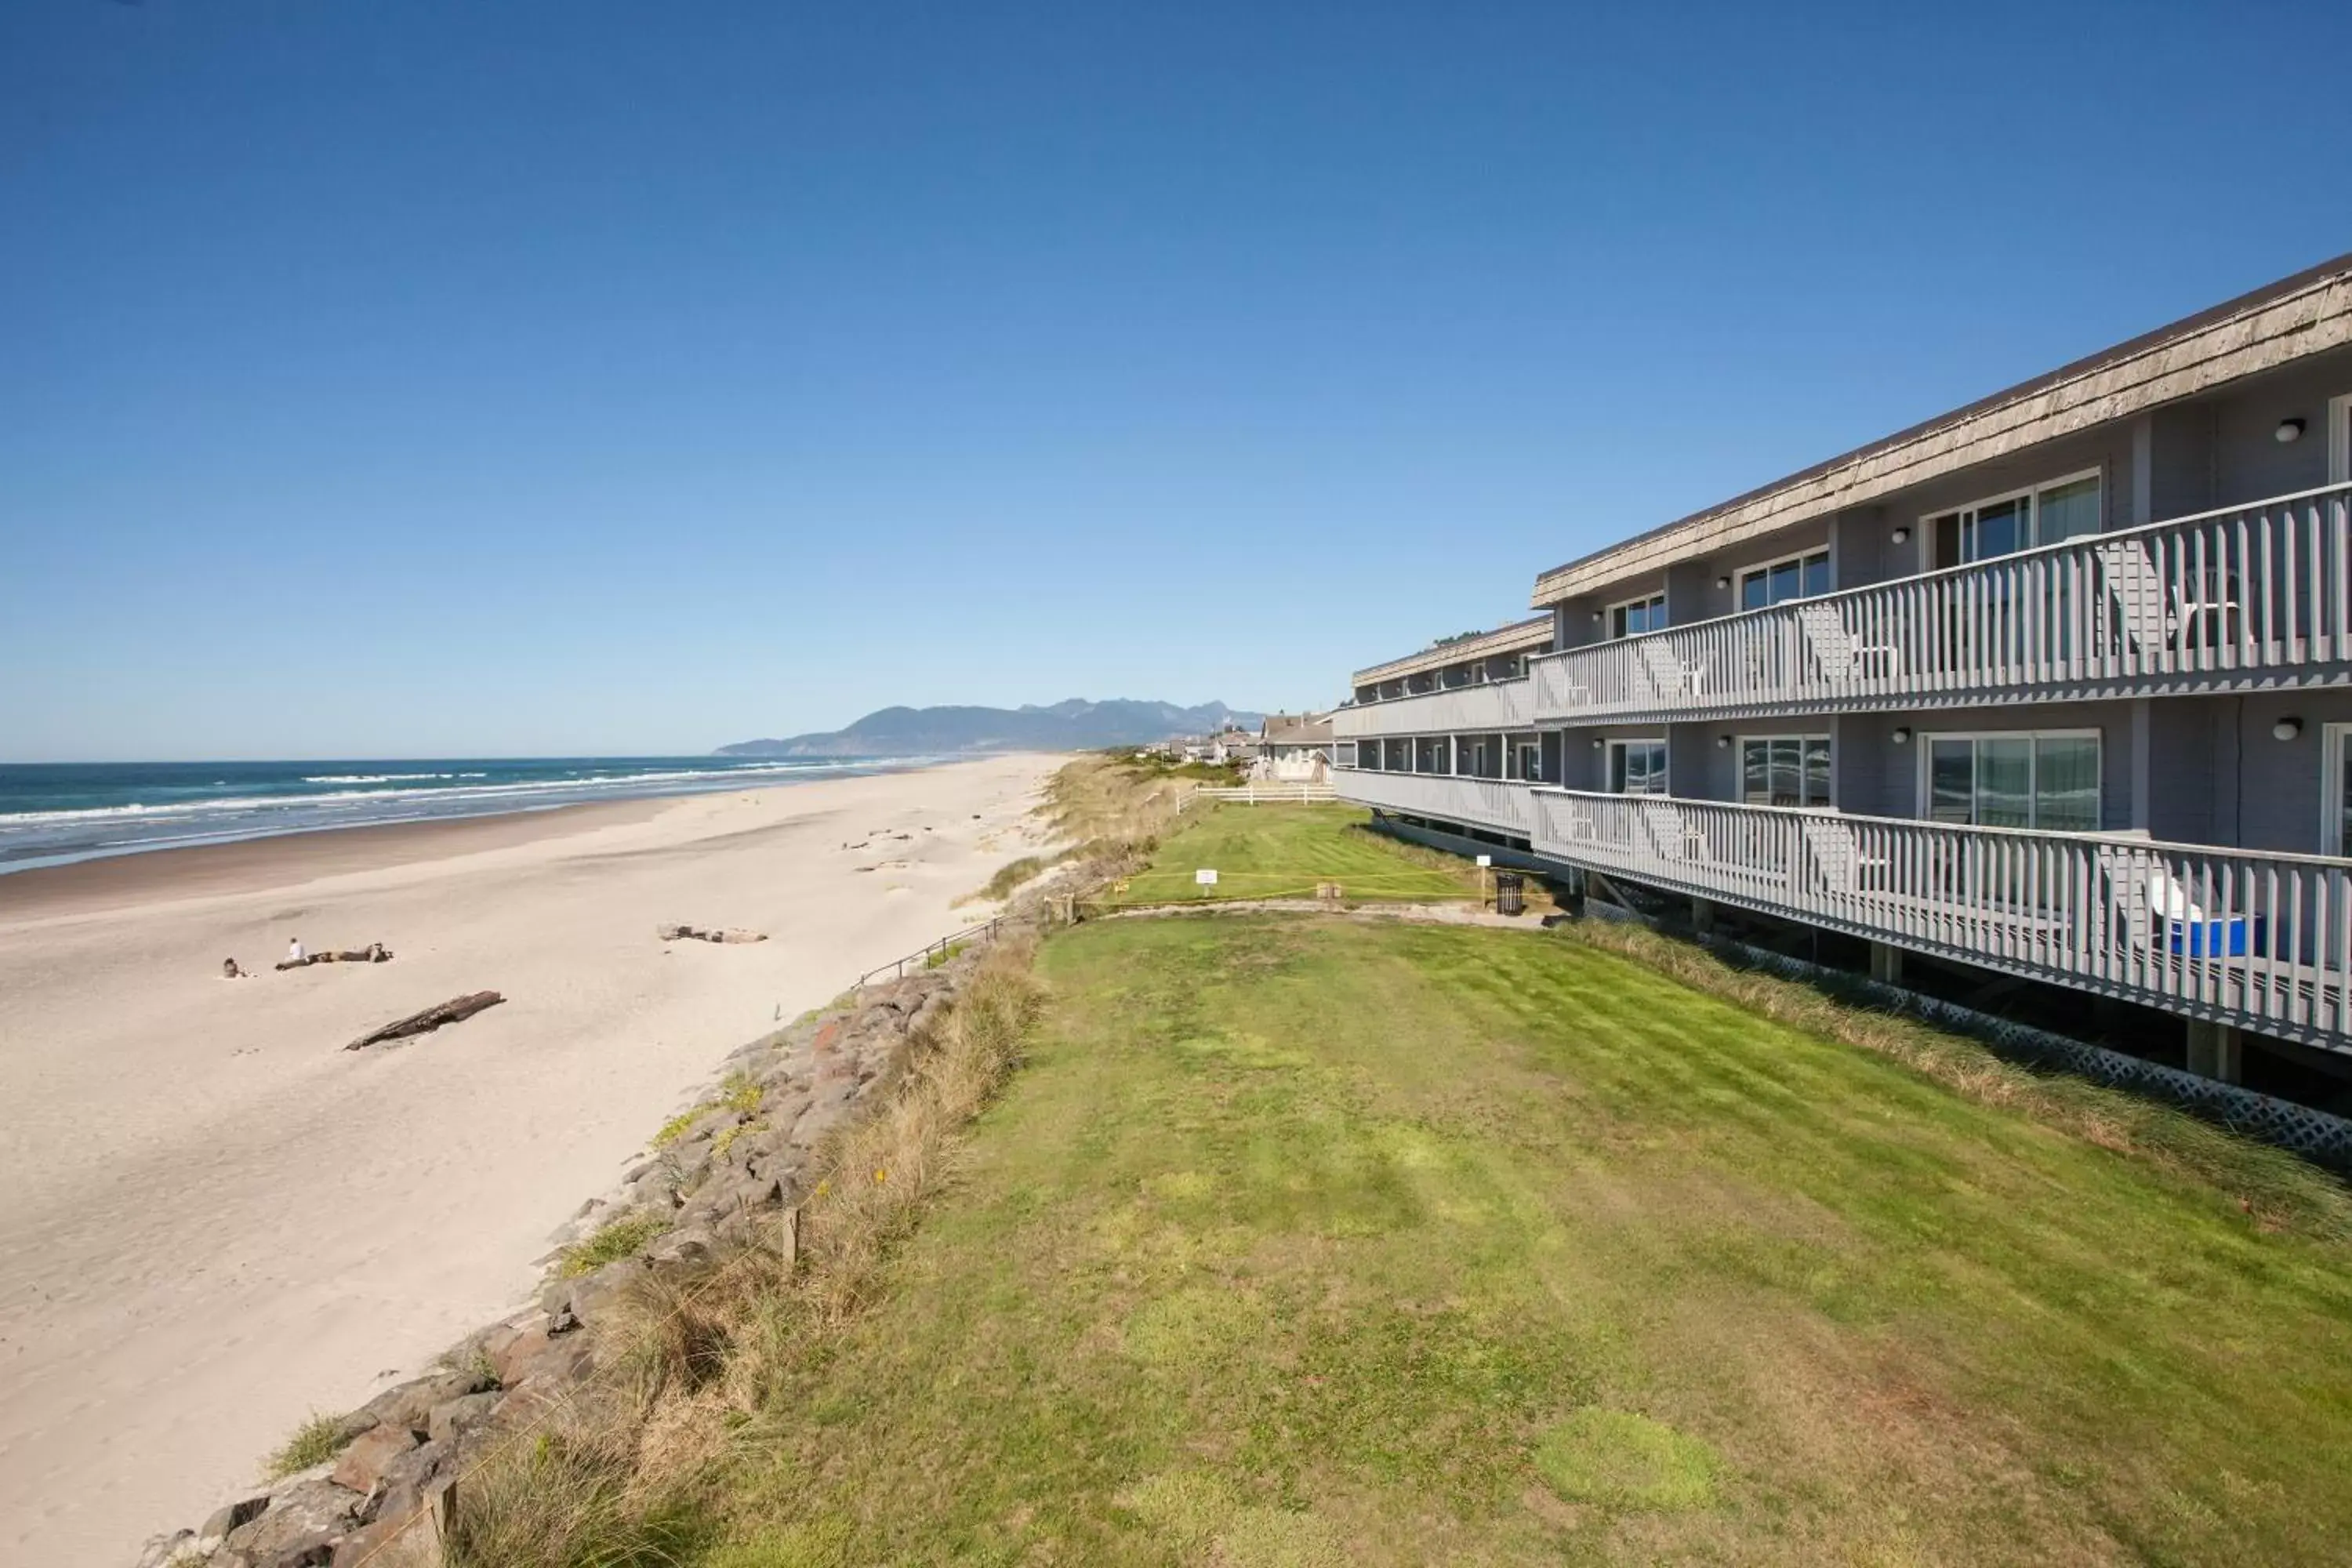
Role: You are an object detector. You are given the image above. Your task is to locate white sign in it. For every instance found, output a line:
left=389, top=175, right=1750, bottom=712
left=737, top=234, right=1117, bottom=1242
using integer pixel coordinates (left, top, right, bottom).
left=1195, top=869, right=1219, bottom=886
left=1475, top=855, right=1493, bottom=868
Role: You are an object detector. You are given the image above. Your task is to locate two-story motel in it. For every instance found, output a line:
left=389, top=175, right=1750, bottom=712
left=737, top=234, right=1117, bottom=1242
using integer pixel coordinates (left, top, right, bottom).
left=1334, top=253, right=2352, bottom=1088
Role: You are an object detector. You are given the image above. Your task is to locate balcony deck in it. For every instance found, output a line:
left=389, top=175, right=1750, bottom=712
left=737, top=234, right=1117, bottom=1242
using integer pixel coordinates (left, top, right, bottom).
left=1332, top=768, right=2352, bottom=1051
left=1530, top=482, right=2352, bottom=726
left=1330, top=677, right=1535, bottom=741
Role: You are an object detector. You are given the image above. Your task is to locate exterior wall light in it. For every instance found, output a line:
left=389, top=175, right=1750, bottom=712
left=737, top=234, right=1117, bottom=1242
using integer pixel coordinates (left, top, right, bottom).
left=1892, top=727, right=1912, bottom=744
left=1592, top=738, right=1605, bottom=750
left=1891, top=527, right=1911, bottom=545
left=1715, top=735, right=1731, bottom=749
left=1715, top=575, right=1731, bottom=590
left=1592, top=609, right=1604, bottom=622
left=2274, top=717, right=2303, bottom=741
left=2277, top=418, right=2307, bottom=444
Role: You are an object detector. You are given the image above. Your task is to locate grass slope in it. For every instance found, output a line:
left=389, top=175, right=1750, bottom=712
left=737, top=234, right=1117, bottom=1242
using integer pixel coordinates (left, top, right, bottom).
left=1111, top=803, right=1479, bottom=905
left=699, top=916, right=2352, bottom=1565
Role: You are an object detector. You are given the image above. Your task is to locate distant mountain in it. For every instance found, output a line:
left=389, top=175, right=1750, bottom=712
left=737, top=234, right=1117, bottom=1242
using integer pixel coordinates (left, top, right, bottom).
left=717, top=699, right=1265, bottom=758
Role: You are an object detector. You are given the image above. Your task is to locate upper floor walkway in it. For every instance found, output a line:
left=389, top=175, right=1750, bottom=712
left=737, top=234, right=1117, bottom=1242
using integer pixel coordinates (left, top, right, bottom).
left=1523, top=482, right=2352, bottom=728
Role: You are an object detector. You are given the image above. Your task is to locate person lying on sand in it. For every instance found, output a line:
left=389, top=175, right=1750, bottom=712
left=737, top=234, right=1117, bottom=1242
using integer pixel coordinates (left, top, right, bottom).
left=221, top=958, right=249, bottom=980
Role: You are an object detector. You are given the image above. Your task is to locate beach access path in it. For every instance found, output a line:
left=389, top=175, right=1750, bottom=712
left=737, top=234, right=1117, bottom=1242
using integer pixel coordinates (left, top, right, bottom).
left=0, top=752, right=1060, bottom=1568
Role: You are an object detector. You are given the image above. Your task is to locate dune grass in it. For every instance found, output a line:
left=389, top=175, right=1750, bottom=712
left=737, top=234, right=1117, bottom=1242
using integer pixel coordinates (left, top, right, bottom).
left=1108, top=802, right=1481, bottom=905
left=265, top=1410, right=355, bottom=1480
left=687, top=914, right=2352, bottom=1565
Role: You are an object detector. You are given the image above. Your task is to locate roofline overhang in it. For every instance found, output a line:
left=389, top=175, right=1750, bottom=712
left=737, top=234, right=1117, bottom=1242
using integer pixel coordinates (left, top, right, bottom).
left=1350, top=615, right=1555, bottom=687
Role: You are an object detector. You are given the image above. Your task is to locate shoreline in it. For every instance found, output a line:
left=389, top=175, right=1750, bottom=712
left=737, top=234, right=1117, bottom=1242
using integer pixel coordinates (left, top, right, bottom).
left=0, top=794, right=676, bottom=923
left=0, top=753, right=1064, bottom=1567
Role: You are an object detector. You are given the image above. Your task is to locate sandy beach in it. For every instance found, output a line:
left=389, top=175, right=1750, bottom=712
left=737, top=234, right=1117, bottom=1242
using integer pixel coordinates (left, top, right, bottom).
left=0, top=753, right=1061, bottom=1567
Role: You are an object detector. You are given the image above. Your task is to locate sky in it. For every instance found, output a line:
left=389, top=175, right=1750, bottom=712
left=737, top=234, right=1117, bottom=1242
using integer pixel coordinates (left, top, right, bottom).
left=3, top=2, right=2348, bottom=761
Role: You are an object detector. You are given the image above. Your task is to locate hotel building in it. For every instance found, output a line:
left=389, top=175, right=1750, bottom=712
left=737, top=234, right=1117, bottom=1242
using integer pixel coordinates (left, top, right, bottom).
left=1334, top=255, right=2352, bottom=1087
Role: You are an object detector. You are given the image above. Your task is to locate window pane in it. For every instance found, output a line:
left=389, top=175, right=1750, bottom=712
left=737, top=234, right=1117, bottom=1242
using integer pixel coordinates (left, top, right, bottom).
left=1802, top=552, right=1831, bottom=598
left=1804, top=736, right=1831, bottom=806
left=1610, top=744, right=1628, bottom=793
left=2034, top=736, right=2100, bottom=832
left=1972, top=498, right=2027, bottom=561
left=1743, top=740, right=1769, bottom=804
left=2340, top=735, right=2352, bottom=853
left=2038, top=477, right=2100, bottom=545
left=1929, top=739, right=1975, bottom=824
left=1978, top=738, right=2033, bottom=828
left=1741, top=572, right=1767, bottom=612
left=1769, top=561, right=1799, bottom=604
left=1769, top=738, right=1801, bottom=807
left=1636, top=742, right=1667, bottom=794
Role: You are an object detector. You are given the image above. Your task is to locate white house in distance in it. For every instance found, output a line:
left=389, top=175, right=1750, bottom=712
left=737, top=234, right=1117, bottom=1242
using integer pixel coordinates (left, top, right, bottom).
left=1334, top=252, right=2352, bottom=1097
left=1256, top=712, right=1335, bottom=782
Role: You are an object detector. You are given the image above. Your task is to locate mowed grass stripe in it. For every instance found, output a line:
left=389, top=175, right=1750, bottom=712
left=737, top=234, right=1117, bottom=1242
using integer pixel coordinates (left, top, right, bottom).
left=1110, top=803, right=1480, bottom=904
left=702, top=916, right=2352, bottom=1566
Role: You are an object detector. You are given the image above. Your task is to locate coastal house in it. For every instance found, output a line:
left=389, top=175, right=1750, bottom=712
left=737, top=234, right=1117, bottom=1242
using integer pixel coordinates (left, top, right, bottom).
left=1334, top=252, right=2352, bottom=1091
left=1256, top=712, right=1336, bottom=782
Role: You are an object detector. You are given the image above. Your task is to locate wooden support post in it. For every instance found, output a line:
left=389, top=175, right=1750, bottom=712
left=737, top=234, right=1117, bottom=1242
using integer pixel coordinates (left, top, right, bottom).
left=2185, top=1020, right=2243, bottom=1083
left=1690, top=897, right=1715, bottom=936
left=1868, top=942, right=1904, bottom=986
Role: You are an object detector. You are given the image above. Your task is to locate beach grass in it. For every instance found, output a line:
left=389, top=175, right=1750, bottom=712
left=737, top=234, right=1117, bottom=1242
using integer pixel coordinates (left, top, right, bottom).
left=1106, top=801, right=1482, bottom=905
left=264, top=1410, right=355, bottom=1480
left=558, top=1211, right=671, bottom=1279
left=682, top=913, right=2352, bottom=1564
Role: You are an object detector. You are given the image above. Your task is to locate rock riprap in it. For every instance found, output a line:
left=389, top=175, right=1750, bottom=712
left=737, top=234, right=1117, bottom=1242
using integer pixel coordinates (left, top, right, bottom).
left=134, top=952, right=987, bottom=1568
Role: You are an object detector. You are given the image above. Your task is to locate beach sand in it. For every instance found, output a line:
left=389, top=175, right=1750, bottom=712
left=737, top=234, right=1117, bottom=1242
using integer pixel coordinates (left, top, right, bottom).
left=0, top=753, right=1062, bottom=1567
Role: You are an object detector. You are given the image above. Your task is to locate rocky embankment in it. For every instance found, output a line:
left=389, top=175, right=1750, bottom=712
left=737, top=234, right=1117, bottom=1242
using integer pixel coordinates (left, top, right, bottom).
left=133, top=949, right=989, bottom=1568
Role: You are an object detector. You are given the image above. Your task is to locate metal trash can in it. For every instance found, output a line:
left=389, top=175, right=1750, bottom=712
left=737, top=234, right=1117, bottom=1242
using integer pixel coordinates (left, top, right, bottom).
left=1494, top=871, right=1524, bottom=916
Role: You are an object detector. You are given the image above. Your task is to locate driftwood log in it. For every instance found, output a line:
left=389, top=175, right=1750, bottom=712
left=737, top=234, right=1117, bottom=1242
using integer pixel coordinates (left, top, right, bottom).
left=277, top=943, right=394, bottom=971
left=656, top=924, right=768, bottom=945
left=344, top=991, right=505, bottom=1051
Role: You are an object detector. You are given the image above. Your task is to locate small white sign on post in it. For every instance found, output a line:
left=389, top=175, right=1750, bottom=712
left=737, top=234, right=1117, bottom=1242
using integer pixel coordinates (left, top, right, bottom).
left=1475, top=855, right=1493, bottom=868
left=1196, top=868, right=1219, bottom=886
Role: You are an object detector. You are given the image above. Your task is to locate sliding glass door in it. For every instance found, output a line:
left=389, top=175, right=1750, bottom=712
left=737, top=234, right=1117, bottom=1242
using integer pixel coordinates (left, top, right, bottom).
left=1924, top=732, right=2100, bottom=830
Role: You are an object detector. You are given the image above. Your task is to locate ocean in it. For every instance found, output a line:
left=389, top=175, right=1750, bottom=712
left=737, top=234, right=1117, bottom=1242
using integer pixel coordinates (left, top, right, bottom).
left=0, top=755, right=919, bottom=874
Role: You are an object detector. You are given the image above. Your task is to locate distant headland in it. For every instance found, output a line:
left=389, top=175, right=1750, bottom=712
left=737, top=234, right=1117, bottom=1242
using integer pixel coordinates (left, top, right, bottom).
left=717, top=699, right=1265, bottom=758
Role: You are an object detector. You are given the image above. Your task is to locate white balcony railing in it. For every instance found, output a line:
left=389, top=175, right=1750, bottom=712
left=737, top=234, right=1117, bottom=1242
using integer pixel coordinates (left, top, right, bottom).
left=1528, top=789, right=2352, bottom=1047
left=1331, top=677, right=1535, bottom=741
left=1532, top=482, right=2352, bottom=723
left=1334, top=769, right=1531, bottom=837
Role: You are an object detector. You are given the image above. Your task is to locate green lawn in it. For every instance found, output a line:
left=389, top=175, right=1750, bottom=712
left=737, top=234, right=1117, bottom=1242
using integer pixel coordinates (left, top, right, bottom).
left=699, top=916, right=2352, bottom=1565
left=1110, top=802, right=1481, bottom=905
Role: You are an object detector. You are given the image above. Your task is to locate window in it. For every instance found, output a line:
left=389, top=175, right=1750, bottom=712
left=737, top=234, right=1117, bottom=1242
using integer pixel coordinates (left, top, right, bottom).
left=1608, top=591, right=1668, bottom=640
left=1512, top=740, right=1541, bottom=782
left=1739, top=550, right=1831, bottom=612
left=1927, top=470, right=2103, bottom=566
left=1609, top=738, right=1668, bottom=795
left=2331, top=393, right=2351, bottom=486
left=1740, top=735, right=1832, bottom=808
left=2325, top=724, right=2352, bottom=855
left=1921, top=731, right=2100, bottom=832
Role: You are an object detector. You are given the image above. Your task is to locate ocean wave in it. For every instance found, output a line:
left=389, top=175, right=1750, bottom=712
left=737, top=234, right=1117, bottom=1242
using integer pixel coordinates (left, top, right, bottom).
left=0, top=758, right=916, bottom=829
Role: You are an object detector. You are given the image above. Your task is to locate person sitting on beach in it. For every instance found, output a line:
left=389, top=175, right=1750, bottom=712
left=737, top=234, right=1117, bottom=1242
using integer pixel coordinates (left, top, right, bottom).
left=286, top=936, right=306, bottom=965
left=222, top=958, right=249, bottom=980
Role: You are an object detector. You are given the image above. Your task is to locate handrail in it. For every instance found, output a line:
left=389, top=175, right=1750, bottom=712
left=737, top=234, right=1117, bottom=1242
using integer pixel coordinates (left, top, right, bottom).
left=1524, top=787, right=2352, bottom=1044
left=1539, top=480, right=2352, bottom=653
left=1529, top=481, right=2352, bottom=721
left=853, top=916, right=1020, bottom=992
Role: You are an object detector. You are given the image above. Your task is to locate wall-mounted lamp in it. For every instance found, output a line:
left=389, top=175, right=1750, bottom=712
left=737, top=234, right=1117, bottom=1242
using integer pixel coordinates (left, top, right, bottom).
left=1715, top=735, right=1732, bottom=749
left=1715, top=575, right=1731, bottom=590
left=1592, top=738, right=1605, bottom=750
left=1892, top=727, right=1912, bottom=745
left=2274, top=717, right=2304, bottom=741
left=1592, top=610, right=1604, bottom=623
left=2276, top=418, right=2307, bottom=445
left=1891, top=527, right=1911, bottom=545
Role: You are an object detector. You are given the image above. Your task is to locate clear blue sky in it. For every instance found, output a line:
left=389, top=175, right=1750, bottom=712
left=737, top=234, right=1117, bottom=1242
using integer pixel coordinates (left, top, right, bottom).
left=4, top=2, right=2346, bottom=760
